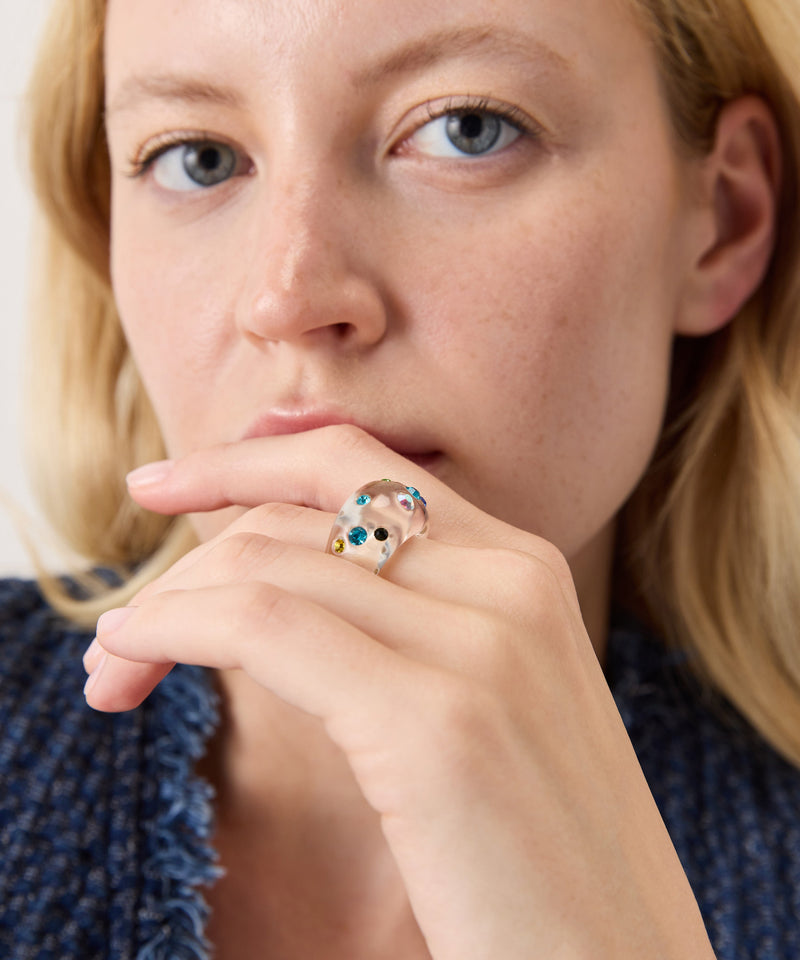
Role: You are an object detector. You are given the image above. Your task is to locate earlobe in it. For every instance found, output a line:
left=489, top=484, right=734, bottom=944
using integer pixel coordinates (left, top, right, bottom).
left=676, top=96, right=782, bottom=337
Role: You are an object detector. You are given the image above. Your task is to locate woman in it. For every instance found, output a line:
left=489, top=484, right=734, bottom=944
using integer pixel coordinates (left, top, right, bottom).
left=2, top=0, right=799, bottom=956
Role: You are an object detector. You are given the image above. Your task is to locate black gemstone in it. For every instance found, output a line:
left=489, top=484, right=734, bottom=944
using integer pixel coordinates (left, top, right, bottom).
left=374, top=528, right=389, bottom=541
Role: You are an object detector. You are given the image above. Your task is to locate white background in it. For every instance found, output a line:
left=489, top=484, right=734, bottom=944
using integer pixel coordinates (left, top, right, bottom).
left=0, top=1, right=54, bottom=575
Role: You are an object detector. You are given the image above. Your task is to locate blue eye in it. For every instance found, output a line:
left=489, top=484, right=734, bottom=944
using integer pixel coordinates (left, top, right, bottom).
left=150, top=141, right=240, bottom=191
left=411, top=110, right=522, bottom=158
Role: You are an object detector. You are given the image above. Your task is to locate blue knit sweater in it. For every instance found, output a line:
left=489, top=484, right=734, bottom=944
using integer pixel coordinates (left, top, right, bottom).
left=0, top=577, right=798, bottom=959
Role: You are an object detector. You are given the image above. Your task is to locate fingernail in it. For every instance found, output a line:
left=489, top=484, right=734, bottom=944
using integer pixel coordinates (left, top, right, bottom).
left=83, top=638, right=104, bottom=674
left=84, top=653, right=108, bottom=696
left=97, top=606, right=136, bottom=635
left=126, top=460, right=175, bottom=487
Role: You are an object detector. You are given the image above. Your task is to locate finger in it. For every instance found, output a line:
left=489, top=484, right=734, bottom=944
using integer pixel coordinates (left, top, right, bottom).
left=83, top=647, right=173, bottom=712
left=126, top=494, right=556, bottom=628
left=129, top=500, right=334, bottom=604
left=83, top=528, right=588, bottom=713
left=83, top=636, right=164, bottom=712
left=132, top=496, right=583, bottom=638
left=80, top=501, right=526, bottom=712
left=86, top=582, right=426, bottom=736
left=83, top=526, right=462, bottom=713
left=132, top=532, right=495, bottom=660
left=123, top=424, right=586, bottom=609
left=125, top=425, right=500, bottom=546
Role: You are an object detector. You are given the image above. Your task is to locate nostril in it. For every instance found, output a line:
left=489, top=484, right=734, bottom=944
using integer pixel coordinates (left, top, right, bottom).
left=238, top=271, right=387, bottom=347
left=334, top=321, right=353, bottom=339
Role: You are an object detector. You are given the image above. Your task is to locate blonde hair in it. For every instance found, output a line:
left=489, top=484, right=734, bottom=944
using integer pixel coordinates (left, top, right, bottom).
left=618, top=0, right=800, bottom=766
left=23, top=0, right=800, bottom=764
left=24, top=0, right=197, bottom=618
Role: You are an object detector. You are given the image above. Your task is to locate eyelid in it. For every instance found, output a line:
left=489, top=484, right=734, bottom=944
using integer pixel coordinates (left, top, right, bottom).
left=124, top=130, right=248, bottom=179
left=392, top=95, right=546, bottom=154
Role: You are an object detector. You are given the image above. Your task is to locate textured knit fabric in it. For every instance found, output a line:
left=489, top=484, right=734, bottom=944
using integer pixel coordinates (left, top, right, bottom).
left=0, top=579, right=220, bottom=960
left=1, top=578, right=799, bottom=959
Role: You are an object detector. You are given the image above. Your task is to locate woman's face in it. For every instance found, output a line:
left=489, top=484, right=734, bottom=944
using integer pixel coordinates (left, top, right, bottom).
left=104, top=0, right=704, bottom=562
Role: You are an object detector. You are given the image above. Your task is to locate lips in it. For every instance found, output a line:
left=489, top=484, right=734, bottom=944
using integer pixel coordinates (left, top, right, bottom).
left=240, top=409, right=441, bottom=468
left=241, top=409, right=356, bottom=440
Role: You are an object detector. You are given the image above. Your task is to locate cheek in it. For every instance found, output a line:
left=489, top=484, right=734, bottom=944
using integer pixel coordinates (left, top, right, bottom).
left=399, top=173, right=680, bottom=547
left=110, top=194, right=240, bottom=449
left=408, top=177, right=677, bottom=397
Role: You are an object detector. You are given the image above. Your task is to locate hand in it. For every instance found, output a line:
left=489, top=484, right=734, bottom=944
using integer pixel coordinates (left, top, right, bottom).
left=83, top=425, right=715, bottom=959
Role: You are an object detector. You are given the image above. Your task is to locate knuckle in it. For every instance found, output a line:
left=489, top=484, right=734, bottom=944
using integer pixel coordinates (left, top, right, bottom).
left=483, top=543, right=574, bottom=604
left=535, top=539, right=573, bottom=588
left=241, top=500, right=307, bottom=533
left=477, top=548, right=551, bottom=606
left=214, top=530, right=287, bottom=577
left=470, top=546, right=581, bottom=663
left=481, top=548, right=538, bottom=589
left=231, top=581, right=298, bottom=663
left=235, top=579, right=282, bottom=622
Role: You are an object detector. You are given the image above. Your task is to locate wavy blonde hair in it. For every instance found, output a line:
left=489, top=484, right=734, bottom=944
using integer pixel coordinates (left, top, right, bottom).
left=23, top=0, right=800, bottom=764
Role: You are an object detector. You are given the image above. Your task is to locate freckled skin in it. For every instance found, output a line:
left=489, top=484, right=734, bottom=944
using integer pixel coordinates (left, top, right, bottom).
left=87, top=7, right=763, bottom=955
left=105, top=0, right=703, bottom=576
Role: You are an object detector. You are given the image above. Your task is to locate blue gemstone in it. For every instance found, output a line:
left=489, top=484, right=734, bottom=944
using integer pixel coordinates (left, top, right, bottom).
left=406, top=486, right=426, bottom=505
left=348, top=526, right=368, bottom=546
left=356, top=494, right=372, bottom=506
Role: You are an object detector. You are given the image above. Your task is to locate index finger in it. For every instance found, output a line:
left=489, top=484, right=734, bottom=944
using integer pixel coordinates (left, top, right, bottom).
left=126, top=424, right=502, bottom=546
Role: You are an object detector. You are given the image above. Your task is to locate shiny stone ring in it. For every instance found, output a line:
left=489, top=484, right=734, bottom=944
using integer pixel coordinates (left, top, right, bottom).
left=326, top=479, right=428, bottom=574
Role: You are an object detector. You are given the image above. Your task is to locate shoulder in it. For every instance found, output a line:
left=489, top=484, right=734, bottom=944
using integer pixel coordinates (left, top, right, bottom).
left=0, top=575, right=132, bottom=821
left=0, top=576, right=92, bottom=715
left=607, top=613, right=800, bottom=959
left=0, top=577, right=221, bottom=959
left=606, top=612, right=800, bottom=807
left=0, top=579, right=130, bottom=955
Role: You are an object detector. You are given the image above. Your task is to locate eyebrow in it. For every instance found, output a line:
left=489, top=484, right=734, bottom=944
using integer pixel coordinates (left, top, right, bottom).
left=352, top=25, right=572, bottom=87
left=106, top=76, right=245, bottom=118
left=106, top=24, right=571, bottom=118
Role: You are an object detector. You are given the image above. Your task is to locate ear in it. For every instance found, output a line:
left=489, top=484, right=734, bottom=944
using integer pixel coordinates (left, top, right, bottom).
left=676, top=96, right=782, bottom=336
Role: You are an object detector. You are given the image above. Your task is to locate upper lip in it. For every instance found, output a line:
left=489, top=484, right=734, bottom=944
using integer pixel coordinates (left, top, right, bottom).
left=240, top=408, right=440, bottom=459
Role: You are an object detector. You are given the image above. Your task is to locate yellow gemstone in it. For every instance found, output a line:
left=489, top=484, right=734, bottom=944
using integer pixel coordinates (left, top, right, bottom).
left=333, top=538, right=346, bottom=554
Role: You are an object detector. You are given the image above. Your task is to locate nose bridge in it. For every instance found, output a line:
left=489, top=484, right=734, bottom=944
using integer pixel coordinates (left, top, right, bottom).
left=238, top=158, right=384, bottom=346
left=269, top=170, right=343, bottom=294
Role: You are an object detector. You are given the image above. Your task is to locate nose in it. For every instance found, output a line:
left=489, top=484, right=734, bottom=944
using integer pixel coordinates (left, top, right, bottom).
left=236, top=175, right=388, bottom=349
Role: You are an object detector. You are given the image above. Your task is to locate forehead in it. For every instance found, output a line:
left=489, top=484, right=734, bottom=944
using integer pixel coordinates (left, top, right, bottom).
left=104, top=0, right=651, bottom=103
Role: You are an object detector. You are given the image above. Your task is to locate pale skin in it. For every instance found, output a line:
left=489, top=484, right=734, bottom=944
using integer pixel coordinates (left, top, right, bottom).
left=83, top=0, right=780, bottom=955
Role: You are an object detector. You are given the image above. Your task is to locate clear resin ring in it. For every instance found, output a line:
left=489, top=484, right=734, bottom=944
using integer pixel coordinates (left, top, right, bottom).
left=326, top=480, right=428, bottom=574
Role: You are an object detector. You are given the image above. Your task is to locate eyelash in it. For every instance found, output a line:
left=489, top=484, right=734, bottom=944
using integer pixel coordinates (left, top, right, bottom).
left=419, top=96, right=535, bottom=138
left=124, top=97, right=540, bottom=181
left=124, top=130, right=231, bottom=179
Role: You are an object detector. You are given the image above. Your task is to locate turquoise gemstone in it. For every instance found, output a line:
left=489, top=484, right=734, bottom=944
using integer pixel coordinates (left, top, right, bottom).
left=406, top=486, right=426, bottom=505
left=356, top=494, right=372, bottom=506
left=348, top=526, right=368, bottom=546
